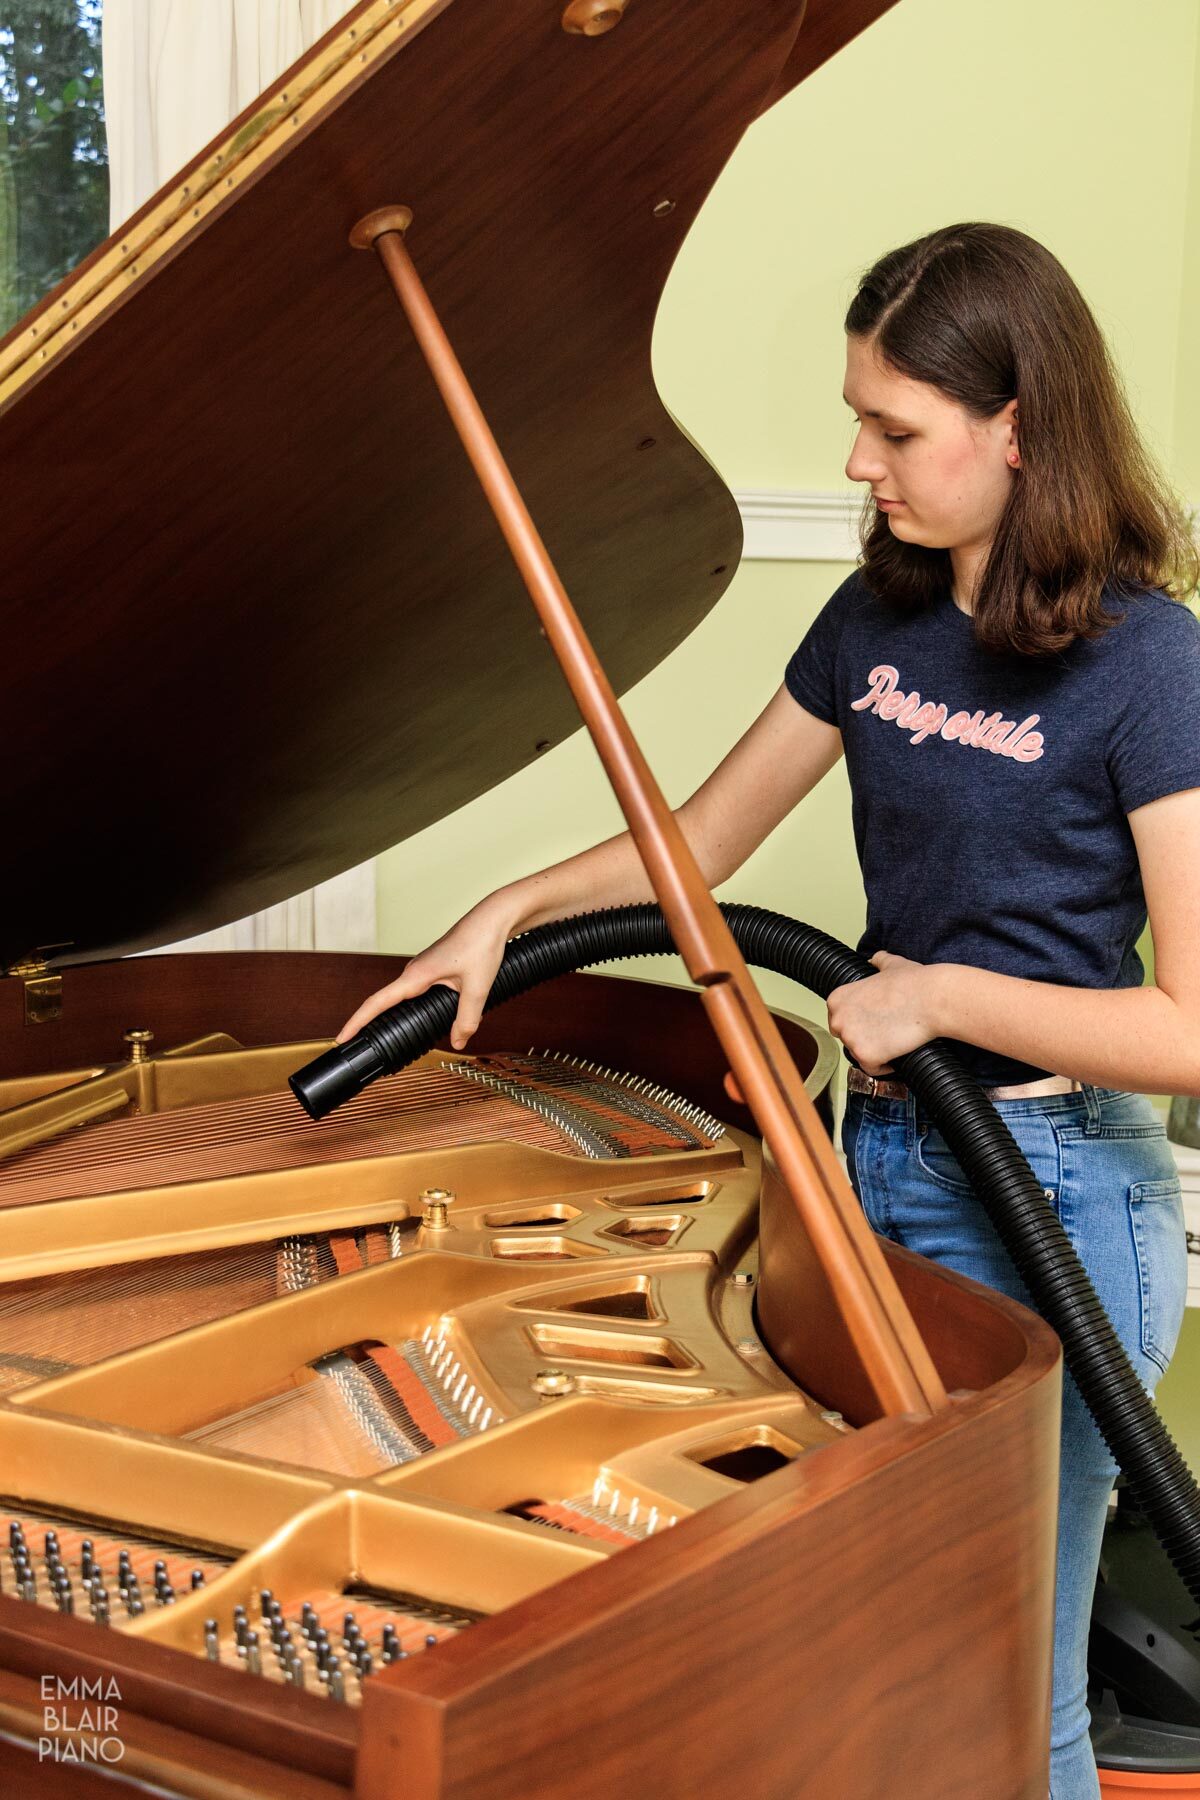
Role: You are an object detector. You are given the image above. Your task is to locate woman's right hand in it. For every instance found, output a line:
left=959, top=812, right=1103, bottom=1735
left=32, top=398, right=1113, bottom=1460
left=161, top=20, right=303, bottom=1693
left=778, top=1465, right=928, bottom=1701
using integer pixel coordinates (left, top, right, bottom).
left=335, top=896, right=516, bottom=1051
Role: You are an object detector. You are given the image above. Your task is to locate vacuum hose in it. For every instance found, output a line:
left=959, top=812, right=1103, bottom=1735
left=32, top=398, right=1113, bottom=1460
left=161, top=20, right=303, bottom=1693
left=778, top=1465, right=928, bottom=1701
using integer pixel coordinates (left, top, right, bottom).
left=291, top=901, right=1200, bottom=1609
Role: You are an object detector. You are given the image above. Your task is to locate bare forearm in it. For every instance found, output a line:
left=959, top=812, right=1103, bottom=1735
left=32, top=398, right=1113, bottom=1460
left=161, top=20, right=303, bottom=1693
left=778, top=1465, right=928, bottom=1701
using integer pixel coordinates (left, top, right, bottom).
left=494, top=808, right=726, bottom=937
left=934, top=965, right=1200, bottom=1098
left=483, top=686, right=841, bottom=941
left=498, top=832, right=656, bottom=934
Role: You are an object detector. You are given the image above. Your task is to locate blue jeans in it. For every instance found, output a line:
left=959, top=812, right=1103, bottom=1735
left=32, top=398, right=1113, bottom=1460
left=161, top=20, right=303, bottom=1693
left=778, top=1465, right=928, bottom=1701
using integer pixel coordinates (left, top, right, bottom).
left=841, top=1081, right=1187, bottom=1800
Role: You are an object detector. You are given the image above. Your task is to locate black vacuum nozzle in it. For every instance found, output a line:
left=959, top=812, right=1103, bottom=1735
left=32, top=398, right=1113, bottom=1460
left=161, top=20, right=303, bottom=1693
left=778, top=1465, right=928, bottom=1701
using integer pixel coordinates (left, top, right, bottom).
left=289, top=981, right=463, bottom=1120
left=289, top=1036, right=388, bottom=1120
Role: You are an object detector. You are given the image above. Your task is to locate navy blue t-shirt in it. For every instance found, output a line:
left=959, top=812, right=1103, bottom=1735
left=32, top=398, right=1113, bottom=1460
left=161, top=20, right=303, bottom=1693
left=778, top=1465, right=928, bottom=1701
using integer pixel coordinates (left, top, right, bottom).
left=785, top=572, right=1200, bottom=1085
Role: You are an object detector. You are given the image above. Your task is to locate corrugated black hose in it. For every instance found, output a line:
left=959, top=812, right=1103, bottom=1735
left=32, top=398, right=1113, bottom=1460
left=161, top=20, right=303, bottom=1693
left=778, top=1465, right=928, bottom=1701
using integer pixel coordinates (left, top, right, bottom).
left=290, top=900, right=1200, bottom=1608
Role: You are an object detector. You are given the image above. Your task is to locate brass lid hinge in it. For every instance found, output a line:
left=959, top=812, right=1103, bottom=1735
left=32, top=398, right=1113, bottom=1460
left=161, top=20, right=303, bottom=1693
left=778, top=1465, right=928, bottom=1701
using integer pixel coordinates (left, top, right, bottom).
left=5, top=944, right=72, bottom=1025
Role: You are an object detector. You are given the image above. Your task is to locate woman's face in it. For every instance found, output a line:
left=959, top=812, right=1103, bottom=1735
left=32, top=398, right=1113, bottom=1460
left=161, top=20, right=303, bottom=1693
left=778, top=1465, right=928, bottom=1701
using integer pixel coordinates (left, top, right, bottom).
left=843, top=332, right=1018, bottom=555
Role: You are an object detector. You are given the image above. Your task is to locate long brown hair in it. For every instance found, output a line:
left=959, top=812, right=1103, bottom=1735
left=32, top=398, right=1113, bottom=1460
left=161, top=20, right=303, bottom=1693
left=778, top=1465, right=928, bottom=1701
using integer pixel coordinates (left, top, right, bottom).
left=844, top=223, right=1198, bottom=657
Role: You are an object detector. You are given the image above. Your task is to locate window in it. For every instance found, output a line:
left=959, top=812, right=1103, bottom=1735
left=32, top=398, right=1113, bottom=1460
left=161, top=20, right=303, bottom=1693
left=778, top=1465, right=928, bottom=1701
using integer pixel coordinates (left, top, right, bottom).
left=0, top=0, right=106, bottom=338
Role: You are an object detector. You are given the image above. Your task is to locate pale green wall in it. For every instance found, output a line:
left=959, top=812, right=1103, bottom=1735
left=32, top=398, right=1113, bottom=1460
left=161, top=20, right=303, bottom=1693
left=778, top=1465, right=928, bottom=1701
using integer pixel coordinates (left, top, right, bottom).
left=654, top=0, right=1197, bottom=494
left=1173, top=14, right=1200, bottom=499
left=377, top=559, right=864, bottom=1018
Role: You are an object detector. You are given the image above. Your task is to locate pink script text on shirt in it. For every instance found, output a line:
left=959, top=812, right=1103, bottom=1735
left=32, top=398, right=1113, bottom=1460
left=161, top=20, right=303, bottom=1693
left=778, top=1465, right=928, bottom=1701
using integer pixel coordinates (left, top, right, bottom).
left=850, top=664, right=1045, bottom=762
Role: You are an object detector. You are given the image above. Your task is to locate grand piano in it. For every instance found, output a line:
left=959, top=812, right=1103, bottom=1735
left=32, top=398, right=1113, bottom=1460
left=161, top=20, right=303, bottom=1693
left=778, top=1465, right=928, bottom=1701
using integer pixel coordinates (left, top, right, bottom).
left=0, top=3, right=1060, bottom=1794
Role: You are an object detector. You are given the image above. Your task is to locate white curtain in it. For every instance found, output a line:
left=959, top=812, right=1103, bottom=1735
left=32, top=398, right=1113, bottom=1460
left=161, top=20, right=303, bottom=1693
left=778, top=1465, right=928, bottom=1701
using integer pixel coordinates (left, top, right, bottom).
left=103, top=2, right=377, bottom=954
left=103, top=2, right=349, bottom=233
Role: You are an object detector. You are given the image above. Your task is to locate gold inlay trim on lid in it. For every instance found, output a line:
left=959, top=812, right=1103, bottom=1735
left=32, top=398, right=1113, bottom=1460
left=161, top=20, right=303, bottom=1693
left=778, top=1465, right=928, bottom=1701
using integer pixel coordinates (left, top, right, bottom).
left=0, top=0, right=453, bottom=410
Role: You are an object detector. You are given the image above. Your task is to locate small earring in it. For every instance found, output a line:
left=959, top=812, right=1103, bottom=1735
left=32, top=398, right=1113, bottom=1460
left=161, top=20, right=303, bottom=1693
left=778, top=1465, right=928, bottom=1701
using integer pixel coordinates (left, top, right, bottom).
left=1007, top=450, right=1020, bottom=467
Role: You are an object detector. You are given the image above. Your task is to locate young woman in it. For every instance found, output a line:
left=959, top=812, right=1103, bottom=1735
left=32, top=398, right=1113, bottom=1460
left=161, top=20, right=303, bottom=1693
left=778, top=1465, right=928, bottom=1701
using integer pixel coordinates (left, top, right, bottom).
left=338, top=223, right=1200, bottom=1799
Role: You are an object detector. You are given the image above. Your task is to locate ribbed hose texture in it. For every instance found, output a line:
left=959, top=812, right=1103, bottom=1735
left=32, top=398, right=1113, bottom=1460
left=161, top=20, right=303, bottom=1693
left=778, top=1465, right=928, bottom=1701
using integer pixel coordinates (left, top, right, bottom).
left=296, top=901, right=1200, bottom=1605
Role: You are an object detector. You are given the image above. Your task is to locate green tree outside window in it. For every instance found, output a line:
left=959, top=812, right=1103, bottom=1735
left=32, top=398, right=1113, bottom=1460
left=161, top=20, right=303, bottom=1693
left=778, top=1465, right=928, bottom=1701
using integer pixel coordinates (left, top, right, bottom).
left=0, top=0, right=107, bottom=338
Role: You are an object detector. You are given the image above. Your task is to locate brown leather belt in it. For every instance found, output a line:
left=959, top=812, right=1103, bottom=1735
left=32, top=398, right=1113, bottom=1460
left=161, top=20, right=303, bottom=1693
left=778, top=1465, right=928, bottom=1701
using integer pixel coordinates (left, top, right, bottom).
left=845, top=1064, right=1082, bottom=1103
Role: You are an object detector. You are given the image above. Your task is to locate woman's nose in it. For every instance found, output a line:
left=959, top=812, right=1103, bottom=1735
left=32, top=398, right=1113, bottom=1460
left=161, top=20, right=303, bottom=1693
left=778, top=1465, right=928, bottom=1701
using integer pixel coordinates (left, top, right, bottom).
left=845, top=429, right=885, bottom=486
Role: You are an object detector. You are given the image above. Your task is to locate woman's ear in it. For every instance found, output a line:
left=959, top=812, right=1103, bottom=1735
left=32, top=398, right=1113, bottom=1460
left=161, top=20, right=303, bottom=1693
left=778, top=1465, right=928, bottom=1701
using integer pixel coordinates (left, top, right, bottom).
left=1005, top=399, right=1021, bottom=469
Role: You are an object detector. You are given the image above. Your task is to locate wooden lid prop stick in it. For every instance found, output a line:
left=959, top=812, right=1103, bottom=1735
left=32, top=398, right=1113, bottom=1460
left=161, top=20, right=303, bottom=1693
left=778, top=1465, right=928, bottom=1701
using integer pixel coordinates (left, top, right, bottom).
left=347, top=205, right=948, bottom=1423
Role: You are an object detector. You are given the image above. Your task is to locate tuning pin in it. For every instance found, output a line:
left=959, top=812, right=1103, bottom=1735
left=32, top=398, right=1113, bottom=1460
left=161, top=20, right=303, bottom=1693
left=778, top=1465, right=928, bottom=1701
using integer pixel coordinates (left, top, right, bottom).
left=245, top=1632, right=262, bottom=1678
left=190, top=1568, right=206, bottom=1590
left=204, top=1620, right=220, bottom=1662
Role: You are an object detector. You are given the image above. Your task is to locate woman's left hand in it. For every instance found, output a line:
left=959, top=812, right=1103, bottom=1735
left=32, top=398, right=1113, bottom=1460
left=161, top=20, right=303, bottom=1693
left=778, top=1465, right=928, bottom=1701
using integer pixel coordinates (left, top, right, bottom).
left=826, top=950, right=946, bottom=1078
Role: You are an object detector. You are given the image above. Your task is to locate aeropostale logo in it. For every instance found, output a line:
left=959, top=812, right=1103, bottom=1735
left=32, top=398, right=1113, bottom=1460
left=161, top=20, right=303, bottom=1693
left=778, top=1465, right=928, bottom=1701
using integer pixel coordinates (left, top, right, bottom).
left=850, top=663, right=1046, bottom=762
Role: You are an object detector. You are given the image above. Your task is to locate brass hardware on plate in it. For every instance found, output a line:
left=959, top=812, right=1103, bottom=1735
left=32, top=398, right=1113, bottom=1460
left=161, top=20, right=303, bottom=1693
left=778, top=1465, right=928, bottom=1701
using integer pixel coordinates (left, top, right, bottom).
left=421, top=1187, right=455, bottom=1229
left=123, top=1029, right=155, bottom=1065
left=532, top=1370, right=576, bottom=1398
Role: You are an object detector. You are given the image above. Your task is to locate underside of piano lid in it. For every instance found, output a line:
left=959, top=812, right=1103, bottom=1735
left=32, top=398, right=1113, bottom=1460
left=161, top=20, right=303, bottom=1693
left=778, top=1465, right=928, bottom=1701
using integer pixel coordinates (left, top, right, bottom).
left=0, top=0, right=893, bottom=970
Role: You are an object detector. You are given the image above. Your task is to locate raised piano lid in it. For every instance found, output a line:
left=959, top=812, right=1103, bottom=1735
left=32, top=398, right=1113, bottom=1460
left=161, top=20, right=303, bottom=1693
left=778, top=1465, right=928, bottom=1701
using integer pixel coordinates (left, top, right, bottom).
left=0, top=0, right=896, bottom=969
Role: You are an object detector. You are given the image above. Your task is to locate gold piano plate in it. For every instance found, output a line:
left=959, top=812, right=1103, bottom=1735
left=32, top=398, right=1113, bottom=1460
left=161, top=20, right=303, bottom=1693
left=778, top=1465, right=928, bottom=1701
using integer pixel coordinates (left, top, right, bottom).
left=0, top=1024, right=845, bottom=1712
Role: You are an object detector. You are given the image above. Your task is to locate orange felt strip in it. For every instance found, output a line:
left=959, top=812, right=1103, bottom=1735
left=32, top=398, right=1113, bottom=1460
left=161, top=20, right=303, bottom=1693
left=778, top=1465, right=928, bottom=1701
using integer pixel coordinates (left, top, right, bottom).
left=329, top=1234, right=363, bottom=1275
left=366, top=1345, right=459, bottom=1448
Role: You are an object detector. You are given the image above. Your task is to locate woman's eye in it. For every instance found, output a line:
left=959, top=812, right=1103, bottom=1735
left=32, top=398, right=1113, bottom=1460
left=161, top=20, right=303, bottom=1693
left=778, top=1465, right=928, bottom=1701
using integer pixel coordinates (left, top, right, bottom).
left=884, top=432, right=911, bottom=443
